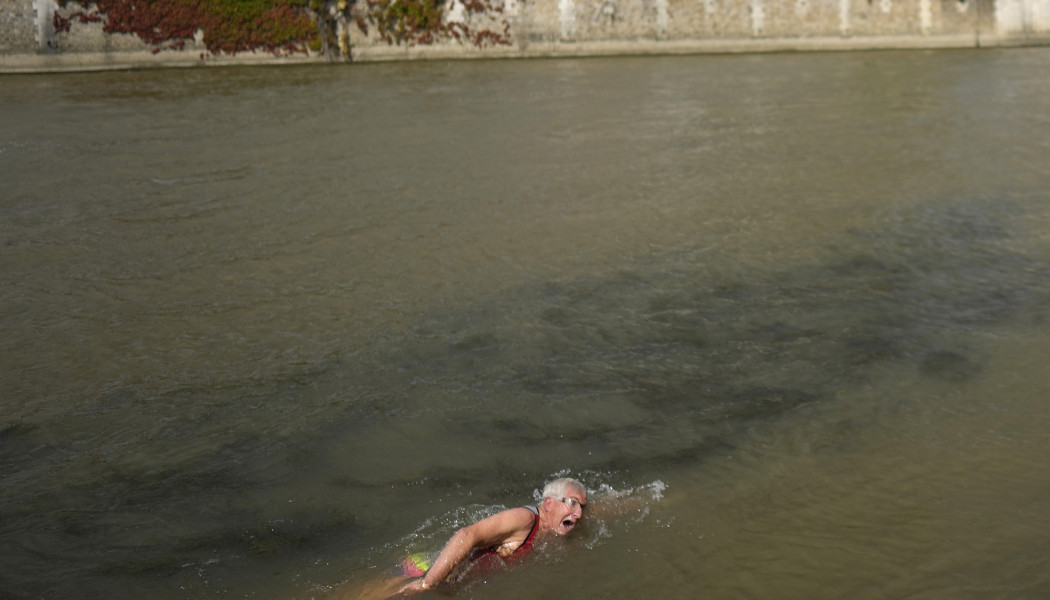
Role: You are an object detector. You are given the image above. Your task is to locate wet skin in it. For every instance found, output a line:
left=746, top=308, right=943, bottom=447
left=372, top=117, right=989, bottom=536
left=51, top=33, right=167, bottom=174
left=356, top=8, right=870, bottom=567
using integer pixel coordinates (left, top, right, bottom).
left=397, top=488, right=589, bottom=596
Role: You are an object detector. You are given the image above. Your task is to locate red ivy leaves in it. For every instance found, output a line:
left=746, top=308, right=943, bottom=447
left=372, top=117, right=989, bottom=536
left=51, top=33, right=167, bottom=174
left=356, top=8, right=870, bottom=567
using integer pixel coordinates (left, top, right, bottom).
left=54, top=0, right=316, bottom=55
left=363, top=0, right=510, bottom=47
left=54, top=0, right=510, bottom=57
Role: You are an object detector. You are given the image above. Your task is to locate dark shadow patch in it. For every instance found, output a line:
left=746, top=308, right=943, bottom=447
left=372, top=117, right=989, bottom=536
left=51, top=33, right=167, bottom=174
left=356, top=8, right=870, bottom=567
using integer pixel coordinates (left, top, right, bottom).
left=919, top=350, right=980, bottom=381
left=842, top=336, right=904, bottom=366
left=728, top=387, right=820, bottom=421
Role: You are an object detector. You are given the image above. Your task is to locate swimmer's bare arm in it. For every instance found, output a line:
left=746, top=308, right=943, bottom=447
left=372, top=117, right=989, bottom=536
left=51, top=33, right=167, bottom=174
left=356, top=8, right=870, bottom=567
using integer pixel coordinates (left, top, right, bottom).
left=395, top=507, right=536, bottom=595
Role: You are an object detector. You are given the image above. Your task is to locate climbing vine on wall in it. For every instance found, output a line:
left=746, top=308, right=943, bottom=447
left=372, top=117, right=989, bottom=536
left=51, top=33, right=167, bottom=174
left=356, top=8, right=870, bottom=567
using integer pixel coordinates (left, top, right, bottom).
left=361, top=0, right=511, bottom=47
left=52, top=0, right=512, bottom=59
left=53, top=0, right=317, bottom=55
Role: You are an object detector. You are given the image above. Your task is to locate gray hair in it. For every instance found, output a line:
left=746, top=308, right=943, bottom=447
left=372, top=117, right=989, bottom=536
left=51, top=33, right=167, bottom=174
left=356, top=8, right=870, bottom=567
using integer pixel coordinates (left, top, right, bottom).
left=541, top=477, right=586, bottom=500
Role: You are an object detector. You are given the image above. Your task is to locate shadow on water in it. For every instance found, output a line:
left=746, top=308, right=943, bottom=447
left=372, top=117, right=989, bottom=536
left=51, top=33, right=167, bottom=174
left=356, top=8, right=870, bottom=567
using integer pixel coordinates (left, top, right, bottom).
left=4, top=192, right=1045, bottom=599
left=3, top=49, right=1050, bottom=599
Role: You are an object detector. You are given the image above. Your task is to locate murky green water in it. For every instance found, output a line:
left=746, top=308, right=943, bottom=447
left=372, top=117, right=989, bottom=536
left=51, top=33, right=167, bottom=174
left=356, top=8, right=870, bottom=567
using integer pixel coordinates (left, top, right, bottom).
left=2, top=48, right=1050, bottom=600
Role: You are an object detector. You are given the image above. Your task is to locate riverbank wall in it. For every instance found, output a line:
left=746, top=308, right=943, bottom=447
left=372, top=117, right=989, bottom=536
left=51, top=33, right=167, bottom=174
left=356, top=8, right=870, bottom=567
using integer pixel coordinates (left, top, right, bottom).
left=2, top=0, right=1050, bottom=72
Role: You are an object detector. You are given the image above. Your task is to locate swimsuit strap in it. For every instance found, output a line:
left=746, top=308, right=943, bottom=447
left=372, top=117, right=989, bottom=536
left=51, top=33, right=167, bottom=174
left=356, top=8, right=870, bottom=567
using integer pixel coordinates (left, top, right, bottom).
left=514, top=507, right=541, bottom=555
left=476, top=506, right=541, bottom=560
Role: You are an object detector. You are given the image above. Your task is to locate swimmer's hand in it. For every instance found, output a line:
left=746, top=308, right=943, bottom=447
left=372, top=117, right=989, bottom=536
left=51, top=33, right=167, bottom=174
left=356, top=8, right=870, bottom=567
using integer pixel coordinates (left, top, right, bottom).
left=389, top=577, right=427, bottom=597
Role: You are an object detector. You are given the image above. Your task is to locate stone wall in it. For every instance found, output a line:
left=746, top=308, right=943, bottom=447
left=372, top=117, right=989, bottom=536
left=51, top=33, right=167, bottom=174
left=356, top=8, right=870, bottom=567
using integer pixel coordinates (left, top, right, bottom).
left=1, top=0, right=1048, bottom=72
left=515, top=0, right=1020, bottom=41
left=344, top=0, right=1046, bottom=58
left=0, top=0, right=40, bottom=52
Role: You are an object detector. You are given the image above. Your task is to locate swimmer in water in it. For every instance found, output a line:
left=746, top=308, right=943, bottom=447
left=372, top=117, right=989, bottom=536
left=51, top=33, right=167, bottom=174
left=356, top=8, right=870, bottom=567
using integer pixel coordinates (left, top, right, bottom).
left=392, top=477, right=587, bottom=596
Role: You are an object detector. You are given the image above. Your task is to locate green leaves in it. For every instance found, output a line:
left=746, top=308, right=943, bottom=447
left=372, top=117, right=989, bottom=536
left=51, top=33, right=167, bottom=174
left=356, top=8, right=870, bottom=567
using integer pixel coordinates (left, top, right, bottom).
left=56, top=0, right=317, bottom=55
left=53, top=0, right=510, bottom=57
left=363, top=0, right=511, bottom=47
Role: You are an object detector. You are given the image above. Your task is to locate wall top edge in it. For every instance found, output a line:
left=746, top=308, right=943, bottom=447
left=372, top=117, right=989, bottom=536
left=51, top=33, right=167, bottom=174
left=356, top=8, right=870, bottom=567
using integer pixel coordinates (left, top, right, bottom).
left=3, top=33, right=1050, bottom=74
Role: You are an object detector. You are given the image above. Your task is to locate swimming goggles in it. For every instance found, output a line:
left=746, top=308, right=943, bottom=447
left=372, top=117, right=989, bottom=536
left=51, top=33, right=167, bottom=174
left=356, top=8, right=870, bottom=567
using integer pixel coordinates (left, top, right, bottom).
left=559, top=497, right=586, bottom=513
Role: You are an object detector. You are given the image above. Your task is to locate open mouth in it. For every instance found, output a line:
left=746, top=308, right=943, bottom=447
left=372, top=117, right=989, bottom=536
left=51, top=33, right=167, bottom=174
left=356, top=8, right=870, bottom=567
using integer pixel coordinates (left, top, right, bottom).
left=561, top=518, right=576, bottom=532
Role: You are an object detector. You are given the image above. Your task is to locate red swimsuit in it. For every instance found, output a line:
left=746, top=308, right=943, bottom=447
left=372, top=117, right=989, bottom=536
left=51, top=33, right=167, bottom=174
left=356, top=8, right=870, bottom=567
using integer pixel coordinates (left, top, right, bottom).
left=462, top=506, right=540, bottom=576
left=400, top=506, right=541, bottom=582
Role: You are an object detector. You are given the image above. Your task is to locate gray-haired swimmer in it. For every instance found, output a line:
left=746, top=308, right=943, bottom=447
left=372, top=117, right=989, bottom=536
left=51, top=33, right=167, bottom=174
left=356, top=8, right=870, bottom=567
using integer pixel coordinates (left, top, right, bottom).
left=324, top=477, right=588, bottom=600
left=392, top=477, right=587, bottom=596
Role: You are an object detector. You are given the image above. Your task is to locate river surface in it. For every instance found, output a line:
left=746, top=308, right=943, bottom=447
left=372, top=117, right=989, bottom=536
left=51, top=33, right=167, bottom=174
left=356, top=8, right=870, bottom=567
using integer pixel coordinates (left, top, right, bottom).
left=2, top=48, right=1050, bottom=600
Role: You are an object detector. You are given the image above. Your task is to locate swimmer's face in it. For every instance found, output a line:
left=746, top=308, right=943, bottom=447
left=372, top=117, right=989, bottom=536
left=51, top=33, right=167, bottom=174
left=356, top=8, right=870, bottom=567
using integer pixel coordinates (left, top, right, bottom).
left=549, top=488, right=587, bottom=535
